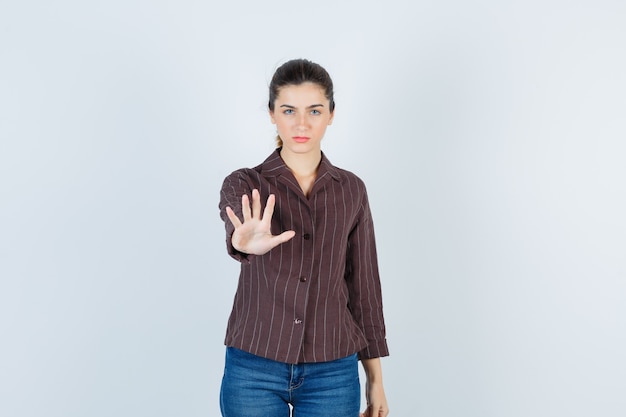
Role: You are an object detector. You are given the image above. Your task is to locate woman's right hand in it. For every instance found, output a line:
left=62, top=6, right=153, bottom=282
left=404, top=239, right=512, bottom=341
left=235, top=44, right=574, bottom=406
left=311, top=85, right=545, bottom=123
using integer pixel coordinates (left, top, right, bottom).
left=225, top=189, right=296, bottom=255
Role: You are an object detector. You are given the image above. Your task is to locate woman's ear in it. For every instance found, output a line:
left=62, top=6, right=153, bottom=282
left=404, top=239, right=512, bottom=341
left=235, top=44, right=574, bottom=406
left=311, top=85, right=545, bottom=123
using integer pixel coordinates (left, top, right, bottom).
left=269, top=110, right=276, bottom=124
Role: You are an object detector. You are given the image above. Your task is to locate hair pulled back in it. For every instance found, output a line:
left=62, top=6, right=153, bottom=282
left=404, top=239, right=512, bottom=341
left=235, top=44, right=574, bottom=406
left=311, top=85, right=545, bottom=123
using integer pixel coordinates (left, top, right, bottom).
left=269, top=59, right=335, bottom=148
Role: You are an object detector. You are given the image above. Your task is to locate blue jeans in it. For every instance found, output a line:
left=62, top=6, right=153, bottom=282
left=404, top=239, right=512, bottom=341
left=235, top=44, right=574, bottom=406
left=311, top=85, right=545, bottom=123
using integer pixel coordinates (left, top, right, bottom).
left=220, top=347, right=360, bottom=417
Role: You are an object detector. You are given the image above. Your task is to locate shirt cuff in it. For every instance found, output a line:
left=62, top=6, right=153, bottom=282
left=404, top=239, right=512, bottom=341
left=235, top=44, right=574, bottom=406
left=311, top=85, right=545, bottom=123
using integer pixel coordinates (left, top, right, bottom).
left=226, top=235, right=252, bottom=264
left=357, top=339, right=390, bottom=360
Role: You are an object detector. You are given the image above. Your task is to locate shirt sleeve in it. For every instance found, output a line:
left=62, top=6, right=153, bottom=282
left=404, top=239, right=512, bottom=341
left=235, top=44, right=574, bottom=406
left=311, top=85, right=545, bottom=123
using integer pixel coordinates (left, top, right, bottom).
left=345, top=186, right=389, bottom=360
left=219, top=170, right=254, bottom=264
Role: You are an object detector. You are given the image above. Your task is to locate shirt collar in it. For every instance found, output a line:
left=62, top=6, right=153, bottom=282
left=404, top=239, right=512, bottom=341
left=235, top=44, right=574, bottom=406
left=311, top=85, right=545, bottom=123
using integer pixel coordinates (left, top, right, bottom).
left=260, top=149, right=341, bottom=181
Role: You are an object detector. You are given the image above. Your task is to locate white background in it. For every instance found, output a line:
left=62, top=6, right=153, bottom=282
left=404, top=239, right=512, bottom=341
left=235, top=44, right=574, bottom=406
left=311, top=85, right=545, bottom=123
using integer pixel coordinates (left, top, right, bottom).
left=1, top=1, right=625, bottom=416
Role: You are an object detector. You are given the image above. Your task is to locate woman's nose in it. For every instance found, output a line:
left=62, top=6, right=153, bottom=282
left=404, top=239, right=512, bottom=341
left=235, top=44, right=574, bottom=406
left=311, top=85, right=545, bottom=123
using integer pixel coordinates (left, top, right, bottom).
left=297, top=114, right=308, bottom=129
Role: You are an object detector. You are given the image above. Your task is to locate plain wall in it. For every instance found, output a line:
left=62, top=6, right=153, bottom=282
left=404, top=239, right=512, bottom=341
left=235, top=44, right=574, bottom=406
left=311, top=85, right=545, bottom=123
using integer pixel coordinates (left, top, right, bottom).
left=1, top=1, right=625, bottom=416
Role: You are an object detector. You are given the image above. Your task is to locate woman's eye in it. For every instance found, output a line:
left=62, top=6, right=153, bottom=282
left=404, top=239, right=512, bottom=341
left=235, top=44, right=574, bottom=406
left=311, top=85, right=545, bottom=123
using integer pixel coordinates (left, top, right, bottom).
left=283, top=109, right=294, bottom=115
left=311, top=109, right=321, bottom=115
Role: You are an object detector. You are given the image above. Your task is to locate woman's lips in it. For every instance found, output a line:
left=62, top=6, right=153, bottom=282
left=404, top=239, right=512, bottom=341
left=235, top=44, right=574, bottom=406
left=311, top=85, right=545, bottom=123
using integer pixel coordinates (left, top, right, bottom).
left=293, top=136, right=310, bottom=143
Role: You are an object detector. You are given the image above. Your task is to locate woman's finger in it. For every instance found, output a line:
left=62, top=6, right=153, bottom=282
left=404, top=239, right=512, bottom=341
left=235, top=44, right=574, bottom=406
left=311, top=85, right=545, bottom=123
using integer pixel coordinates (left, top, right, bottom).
left=241, top=193, right=251, bottom=220
left=273, top=230, right=296, bottom=245
left=225, top=206, right=242, bottom=228
left=261, top=194, right=275, bottom=224
left=251, top=189, right=261, bottom=219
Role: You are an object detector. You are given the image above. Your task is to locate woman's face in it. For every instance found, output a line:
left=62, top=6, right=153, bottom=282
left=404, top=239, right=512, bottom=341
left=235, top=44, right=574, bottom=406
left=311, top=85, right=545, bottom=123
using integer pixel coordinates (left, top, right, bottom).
left=270, top=82, right=334, bottom=158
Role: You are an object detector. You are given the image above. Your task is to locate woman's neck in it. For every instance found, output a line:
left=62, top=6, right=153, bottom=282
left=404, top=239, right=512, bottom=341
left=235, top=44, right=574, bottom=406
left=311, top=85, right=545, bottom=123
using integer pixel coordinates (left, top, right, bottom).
left=280, top=148, right=322, bottom=197
left=279, top=148, right=322, bottom=178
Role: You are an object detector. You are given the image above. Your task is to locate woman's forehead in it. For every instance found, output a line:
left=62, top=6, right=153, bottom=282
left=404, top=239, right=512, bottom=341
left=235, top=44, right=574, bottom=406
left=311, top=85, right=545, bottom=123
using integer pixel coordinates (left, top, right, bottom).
left=275, top=82, right=328, bottom=104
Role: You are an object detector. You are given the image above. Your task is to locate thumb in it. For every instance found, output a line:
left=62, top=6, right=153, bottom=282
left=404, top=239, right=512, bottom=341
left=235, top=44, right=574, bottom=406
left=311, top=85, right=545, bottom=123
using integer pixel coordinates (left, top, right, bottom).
left=275, top=230, right=296, bottom=243
left=269, top=230, right=296, bottom=248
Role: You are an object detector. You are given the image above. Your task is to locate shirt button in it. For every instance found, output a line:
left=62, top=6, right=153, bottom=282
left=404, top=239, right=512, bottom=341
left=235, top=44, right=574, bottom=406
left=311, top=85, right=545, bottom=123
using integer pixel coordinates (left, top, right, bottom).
left=299, top=276, right=307, bottom=282
left=294, top=319, right=302, bottom=324
left=303, top=233, right=311, bottom=240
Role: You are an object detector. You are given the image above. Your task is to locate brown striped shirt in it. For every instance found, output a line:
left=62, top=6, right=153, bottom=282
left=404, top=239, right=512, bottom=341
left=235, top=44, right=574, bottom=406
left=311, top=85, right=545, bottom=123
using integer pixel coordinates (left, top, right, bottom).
left=219, top=150, right=389, bottom=364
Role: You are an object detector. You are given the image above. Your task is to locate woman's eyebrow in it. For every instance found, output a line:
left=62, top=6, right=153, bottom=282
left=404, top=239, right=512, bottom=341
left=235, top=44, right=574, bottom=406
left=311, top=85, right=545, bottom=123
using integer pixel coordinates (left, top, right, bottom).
left=279, top=104, right=325, bottom=109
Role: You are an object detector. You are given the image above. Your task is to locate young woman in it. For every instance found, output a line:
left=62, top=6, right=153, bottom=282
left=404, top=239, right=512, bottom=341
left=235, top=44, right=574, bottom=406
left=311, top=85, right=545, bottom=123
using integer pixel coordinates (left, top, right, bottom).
left=219, top=59, right=389, bottom=417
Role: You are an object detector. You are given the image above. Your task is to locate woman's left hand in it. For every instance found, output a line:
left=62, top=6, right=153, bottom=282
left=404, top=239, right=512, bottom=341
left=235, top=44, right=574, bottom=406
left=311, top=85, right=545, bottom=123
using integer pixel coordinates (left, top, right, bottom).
left=360, top=379, right=389, bottom=417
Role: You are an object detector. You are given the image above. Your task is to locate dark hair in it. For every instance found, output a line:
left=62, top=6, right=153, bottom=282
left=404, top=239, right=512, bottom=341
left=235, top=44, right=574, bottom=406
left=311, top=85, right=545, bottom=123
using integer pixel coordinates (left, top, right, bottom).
left=268, top=59, right=335, bottom=147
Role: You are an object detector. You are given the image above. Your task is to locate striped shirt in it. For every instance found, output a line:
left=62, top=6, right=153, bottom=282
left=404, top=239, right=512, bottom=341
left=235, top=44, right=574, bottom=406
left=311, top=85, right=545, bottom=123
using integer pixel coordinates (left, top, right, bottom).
left=219, top=150, right=389, bottom=364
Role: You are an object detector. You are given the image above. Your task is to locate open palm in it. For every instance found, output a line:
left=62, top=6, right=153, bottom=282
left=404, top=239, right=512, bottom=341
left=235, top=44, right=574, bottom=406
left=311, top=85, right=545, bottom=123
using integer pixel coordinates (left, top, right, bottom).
left=225, top=189, right=296, bottom=256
